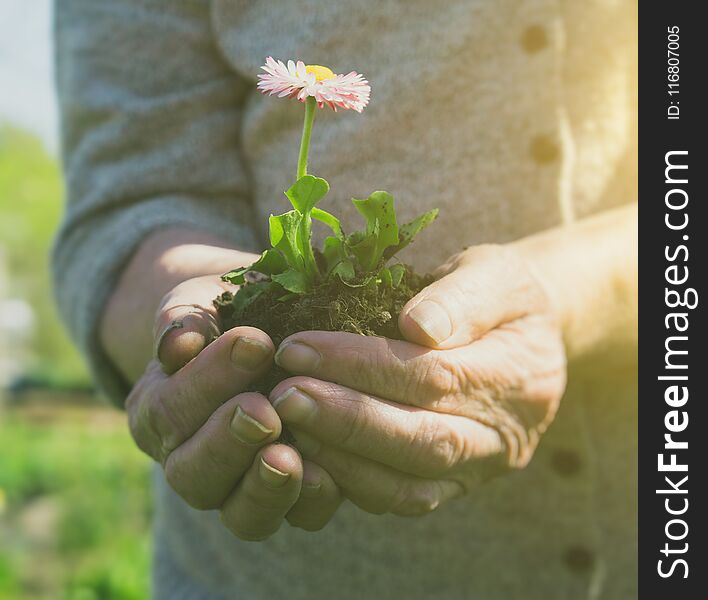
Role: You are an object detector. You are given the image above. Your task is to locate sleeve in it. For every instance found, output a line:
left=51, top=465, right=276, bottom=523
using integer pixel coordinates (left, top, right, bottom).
left=52, top=0, right=260, bottom=404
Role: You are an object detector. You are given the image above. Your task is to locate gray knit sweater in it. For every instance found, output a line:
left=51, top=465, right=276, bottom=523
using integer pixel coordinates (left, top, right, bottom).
left=53, top=1, right=638, bottom=598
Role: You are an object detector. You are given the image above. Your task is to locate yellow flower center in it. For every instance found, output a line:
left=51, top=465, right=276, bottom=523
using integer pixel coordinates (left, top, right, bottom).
left=305, top=64, right=336, bottom=82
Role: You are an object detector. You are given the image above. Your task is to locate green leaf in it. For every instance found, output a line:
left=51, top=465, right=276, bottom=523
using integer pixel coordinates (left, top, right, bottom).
left=276, top=292, right=299, bottom=303
left=323, top=237, right=355, bottom=281
left=332, top=260, right=356, bottom=280
left=384, top=208, right=439, bottom=260
left=221, top=269, right=248, bottom=286
left=379, top=267, right=393, bottom=287
left=271, top=268, right=310, bottom=294
left=269, top=211, right=306, bottom=270
left=338, top=274, right=375, bottom=288
left=221, top=249, right=287, bottom=285
left=230, top=282, right=271, bottom=319
left=351, top=191, right=399, bottom=270
left=352, top=191, right=399, bottom=246
left=285, top=175, right=329, bottom=215
left=389, top=263, right=406, bottom=287
left=312, top=207, right=344, bottom=239
left=346, top=223, right=380, bottom=272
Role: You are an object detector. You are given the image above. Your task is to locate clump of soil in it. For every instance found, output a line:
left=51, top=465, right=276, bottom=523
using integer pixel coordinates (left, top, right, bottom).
left=215, top=266, right=432, bottom=394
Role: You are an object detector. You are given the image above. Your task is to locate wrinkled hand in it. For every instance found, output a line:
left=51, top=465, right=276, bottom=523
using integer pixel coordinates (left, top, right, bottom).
left=269, top=245, right=567, bottom=516
left=125, top=275, right=341, bottom=540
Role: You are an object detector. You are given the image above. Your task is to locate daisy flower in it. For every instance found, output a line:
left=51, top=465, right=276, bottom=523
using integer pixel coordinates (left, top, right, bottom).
left=258, top=57, right=370, bottom=113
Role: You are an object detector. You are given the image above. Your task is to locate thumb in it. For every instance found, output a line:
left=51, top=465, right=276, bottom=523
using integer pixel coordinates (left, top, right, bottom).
left=154, top=275, right=231, bottom=374
left=398, top=245, right=535, bottom=349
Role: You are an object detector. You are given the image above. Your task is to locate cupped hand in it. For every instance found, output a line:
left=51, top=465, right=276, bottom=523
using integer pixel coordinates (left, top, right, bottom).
left=126, top=274, right=342, bottom=539
left=269, top=245, right=567, bottom=516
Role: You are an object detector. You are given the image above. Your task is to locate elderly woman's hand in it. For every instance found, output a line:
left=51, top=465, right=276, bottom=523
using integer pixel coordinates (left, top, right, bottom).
left=125, top=274, right=342, bottom=539
left=269, top=245, right=567, bottom=516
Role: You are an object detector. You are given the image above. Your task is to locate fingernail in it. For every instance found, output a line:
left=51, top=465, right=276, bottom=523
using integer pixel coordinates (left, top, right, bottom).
left=408, top=300, right=452, bottom=344
left=259, top=457, right=291, bottom=488
left=291, top=430, right=322, bottom=456
left=231, top=337, right=272, bottom=370
left=275, top=342, right=321, bottom=372
left=154, top=320, right=183, bottom=359
left=230, top=406, right=273, bottom=444
left=271, top=388, right=317, bottom=424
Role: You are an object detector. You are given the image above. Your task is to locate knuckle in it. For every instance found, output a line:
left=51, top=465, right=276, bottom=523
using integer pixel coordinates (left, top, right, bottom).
left=126, top=366, right=174, bottom=461
left=144, top=391, right=186, bottom=456
left=349, top=347, right=381, bottom=389
left=163, top=457, right=219, bottom=510
left=126, top=383, right=151, bottom=454
left=411, top=414, right=463, bottom=476
left=200, top=428, right=236, bottom=471
left=341, top=340, right=391, bottom=393
left=408, top=356, right=457, bottom=406
left=336, top=395, right=367, bottom=448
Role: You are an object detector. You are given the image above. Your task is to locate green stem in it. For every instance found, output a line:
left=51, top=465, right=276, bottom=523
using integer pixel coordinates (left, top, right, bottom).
left=297, top=97, right=316, bottom=180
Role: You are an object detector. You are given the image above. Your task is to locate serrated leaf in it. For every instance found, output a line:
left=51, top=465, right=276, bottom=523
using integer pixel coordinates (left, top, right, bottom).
left=346, top=222, right=380, bottom=272
left=351, top=191, right=399, bottom=270
left=384, top=208, right=439, bottom=260
left=312, top=207, right=344, bottom=239
left=269, top=211, right=305, bottom=270
left=352, top=190, right=399, bottom=246
left=271, top=268, right=309, bottom=294
left=285, top=175, right=330, bottom=214
left=221, top=249, right=287, bottom=285
left=221, top=269, right=248, bottom=286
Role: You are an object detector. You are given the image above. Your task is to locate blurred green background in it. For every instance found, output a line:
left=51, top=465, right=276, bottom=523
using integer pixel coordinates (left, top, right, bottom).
left=1, top=4, right=153, bottom=596
left=0, top=125, right=152, bottom=598
left=2, top=3, right=152, bottom=596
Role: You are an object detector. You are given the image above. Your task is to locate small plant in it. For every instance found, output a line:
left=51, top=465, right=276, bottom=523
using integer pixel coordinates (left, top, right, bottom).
left=216, top=58, right=438, bottom=389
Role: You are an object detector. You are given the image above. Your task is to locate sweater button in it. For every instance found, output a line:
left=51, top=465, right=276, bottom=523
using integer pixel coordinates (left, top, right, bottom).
left=563, top=546, right=595, bottom=573
left=521, top=25, right=549, bottom=54
left=550, top=449, right=582, bottom=477
left=529, top=134, right=560, bottom=164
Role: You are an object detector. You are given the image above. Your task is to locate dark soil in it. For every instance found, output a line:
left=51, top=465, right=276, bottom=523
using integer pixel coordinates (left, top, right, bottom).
left=215, top=266, right=432, bottom=394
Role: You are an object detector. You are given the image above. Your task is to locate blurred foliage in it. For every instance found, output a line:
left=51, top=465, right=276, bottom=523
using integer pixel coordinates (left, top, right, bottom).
left=0, top=124, right=89, bottom=387
left=1, top=125, right=150, bottom=598
left=0, top=408, right=152, bottom=599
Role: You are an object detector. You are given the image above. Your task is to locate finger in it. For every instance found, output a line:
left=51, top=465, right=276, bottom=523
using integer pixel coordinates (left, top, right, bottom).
left=220, top=444, right=303, bottom=541
left=154, top=275, right=233, bottom=374
left=163, top=393, right=281, bottom=509
left=275, top=323, right=563, bottom=415
left=290, top=430, right=464, bottom=517
left=286, top=461, right=343, bottom=531
left=274, top=330, right=443, bottom=408
left=398, top=245, right=546, bottom=349
left=271, top=377, right=504, bottom=479
left=272, top=328, right=564, bottom=470
left=129, top=327, right=274, bottom=461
